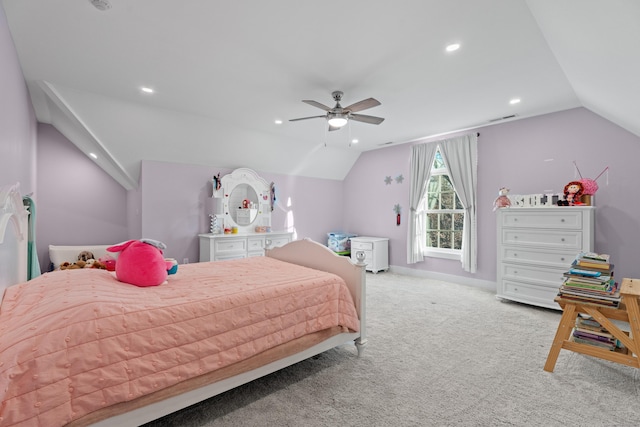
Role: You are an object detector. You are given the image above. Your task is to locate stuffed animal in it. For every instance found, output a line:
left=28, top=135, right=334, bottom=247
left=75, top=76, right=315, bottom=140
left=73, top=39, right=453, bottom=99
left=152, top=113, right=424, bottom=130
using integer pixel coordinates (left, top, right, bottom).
left=493, top=187, right=512, bottom=211
left=78, top=250, right=95, bottom=262
left=107, top=239, right=174, bottom=287
left=60, top=260, right=86, bottom=270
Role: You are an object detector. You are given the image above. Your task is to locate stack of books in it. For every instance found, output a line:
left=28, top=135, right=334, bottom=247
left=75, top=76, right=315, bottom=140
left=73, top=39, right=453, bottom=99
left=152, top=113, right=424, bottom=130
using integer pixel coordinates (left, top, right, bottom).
left=557, top=252, right=620, bottom=308
left=570, top=316, right=621, bottom=351
left=573, top=252, right=614, bottom=275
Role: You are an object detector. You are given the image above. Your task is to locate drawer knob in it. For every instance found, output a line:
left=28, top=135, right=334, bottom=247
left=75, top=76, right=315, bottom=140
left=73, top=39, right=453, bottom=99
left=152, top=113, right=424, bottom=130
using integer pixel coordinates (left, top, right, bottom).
left=560, top=238, right=565, bottom=242
left=560, top=257, right=565, bottom=261
left=561, top=218, right=565, bottom=222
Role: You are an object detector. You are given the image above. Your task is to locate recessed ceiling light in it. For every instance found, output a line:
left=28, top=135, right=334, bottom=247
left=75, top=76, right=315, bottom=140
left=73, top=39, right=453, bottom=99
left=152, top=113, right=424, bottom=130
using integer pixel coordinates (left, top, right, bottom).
left=141, top=87, right=154, bottom=94
left=274, top=119, right=283, bottom=125
left=351, top=139, right=359, bottom=144
left=446, top=43, right=460, bottom=52
left=509, top=98, right=521, bottom=105
left=89, top=152, right=98, bottom=159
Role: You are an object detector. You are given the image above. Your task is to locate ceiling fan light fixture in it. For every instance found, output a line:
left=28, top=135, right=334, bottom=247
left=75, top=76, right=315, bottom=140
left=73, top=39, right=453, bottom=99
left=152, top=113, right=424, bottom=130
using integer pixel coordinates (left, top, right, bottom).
left=327, top=114, right=348, bottom=128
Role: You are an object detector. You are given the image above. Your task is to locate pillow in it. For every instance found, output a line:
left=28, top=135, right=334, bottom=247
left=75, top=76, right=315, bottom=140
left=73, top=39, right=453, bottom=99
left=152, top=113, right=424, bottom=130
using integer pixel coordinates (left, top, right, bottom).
left=48, top=245, right=118, bottom=271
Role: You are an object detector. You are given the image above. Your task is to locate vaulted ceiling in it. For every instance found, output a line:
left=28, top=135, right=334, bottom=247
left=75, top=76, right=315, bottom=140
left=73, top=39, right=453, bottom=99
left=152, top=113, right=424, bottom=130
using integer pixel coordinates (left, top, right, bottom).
left=3, top=0, right=639, bottom=189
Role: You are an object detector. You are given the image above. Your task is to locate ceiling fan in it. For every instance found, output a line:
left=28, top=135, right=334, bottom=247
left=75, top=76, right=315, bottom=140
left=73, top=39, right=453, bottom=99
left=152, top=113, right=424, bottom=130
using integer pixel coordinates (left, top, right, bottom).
left=290, top=91, right=384, bottom=131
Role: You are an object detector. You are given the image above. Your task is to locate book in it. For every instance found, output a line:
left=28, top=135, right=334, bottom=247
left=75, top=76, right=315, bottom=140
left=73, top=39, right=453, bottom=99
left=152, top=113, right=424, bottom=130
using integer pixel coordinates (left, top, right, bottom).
left=576, top=325, right=614, bottom=339
left=568, top=268, right=602, bottom=277
left=569, top=261, right=614, bottom=274
left=562, top=279, right=615, bottom=291
left=557, top=292, right=620, bottom=308
left=571, top=335, right=616, bottom=351
left=578, top=252, right=611, bottom=262
left=563, top=274, right=612, bottom=285
left=573, top=329, right=615, bottom=343
left=577, top=260, right=612, bottom=269
left=576, top=252, right=610, bottom=263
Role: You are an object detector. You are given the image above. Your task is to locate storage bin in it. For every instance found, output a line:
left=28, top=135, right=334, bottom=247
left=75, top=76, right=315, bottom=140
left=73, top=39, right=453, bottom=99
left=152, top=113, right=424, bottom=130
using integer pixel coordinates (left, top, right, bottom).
left=327, top=232, right=357, bottom=254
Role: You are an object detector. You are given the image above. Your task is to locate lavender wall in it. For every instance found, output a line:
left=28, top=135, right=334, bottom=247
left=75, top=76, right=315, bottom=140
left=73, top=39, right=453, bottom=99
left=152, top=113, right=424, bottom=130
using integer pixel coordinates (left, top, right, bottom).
left=139, top=160, right=344, bottom=264
left=344, top=107, right=640, bottom=283
left=36, top=124, right=129, bottom=271
left=0, top=5, right=36, bottom=193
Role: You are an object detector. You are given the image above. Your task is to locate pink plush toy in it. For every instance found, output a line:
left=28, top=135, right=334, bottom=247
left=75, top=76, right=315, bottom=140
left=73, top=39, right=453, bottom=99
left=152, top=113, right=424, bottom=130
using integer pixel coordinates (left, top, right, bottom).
left=107, top=239, right=173, bottom=287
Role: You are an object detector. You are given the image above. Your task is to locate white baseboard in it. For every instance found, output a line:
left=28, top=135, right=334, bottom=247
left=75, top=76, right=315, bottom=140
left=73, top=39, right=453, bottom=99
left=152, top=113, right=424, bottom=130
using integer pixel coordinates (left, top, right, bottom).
left=388, top=265, right=497, bottom=292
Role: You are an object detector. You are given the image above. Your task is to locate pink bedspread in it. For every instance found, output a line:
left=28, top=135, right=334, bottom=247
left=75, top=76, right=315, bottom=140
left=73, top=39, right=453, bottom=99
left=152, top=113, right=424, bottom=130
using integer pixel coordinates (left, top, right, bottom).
left=0, top=257, right=359, bottom=426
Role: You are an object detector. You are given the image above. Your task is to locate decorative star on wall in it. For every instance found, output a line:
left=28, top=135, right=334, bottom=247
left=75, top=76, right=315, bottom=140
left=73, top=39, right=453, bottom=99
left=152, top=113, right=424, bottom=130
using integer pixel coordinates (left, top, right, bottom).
left=384, top=176, right=393, bottom=185
left=395, top=174, right=404, bottom=184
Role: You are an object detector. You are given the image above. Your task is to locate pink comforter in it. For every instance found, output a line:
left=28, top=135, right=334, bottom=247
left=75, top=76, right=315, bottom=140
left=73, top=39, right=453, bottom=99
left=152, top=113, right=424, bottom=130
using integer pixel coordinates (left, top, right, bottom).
left=0, top=257, right=359, bottom=426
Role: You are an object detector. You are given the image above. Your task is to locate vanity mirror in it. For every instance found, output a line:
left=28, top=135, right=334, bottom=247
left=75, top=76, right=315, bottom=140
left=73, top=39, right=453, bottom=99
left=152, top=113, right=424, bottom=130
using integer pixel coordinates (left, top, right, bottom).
left=216, top=168, right=271, bottom=232
left=202, top=168, right=292, bottom=261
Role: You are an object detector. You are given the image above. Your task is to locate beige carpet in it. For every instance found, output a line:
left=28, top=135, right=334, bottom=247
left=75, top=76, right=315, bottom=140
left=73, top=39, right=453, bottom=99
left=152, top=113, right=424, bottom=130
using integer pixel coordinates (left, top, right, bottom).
left=143, top=273, right=640, bottom=426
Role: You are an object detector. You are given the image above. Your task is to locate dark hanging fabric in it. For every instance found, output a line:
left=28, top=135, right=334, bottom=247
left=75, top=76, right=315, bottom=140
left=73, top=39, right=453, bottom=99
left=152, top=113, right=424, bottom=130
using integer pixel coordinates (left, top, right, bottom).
left=22, top=195, right=41, bottom=280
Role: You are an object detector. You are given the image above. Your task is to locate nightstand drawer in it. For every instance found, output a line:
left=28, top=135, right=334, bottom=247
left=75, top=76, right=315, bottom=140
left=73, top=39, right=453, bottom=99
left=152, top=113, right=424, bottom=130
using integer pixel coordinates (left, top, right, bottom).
left=351, top=241, right=373, bottom=251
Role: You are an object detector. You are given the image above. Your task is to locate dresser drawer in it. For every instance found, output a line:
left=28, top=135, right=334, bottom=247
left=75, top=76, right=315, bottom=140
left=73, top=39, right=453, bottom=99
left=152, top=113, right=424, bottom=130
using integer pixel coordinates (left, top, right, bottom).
left=500, top=247, right=575, bottom=268
left=501, top=210, right=582, bottom=229
left=247, top=237, right=264, bottom=251
left=502, top=229, right=582, bottom=250
left=501, top=279, right=559, bottom=306
left=352, top=241, right=373, bottom=251
left=501, top=263, right=565, bottom=287
left=267, top=236, right=291, bottom=248
left=215, top=238, right=247, bottom=253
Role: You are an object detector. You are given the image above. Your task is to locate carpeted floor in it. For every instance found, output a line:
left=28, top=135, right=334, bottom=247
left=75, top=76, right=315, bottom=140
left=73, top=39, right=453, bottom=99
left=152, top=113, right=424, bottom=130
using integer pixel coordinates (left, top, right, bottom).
left=143, top=273, right=640, bottom=427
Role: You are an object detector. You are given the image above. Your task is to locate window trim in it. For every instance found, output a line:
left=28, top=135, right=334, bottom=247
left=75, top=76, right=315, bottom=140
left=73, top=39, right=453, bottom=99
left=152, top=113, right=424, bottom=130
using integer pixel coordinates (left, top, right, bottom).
left=423, top=150, right=464, bottom=259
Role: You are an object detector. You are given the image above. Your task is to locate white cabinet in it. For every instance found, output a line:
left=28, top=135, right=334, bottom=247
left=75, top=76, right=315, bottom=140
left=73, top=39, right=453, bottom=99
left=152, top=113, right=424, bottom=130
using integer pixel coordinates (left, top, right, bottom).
left=199, top=231, right=293, bottom=262
left=496, top=207, right=594, bottom=310
left=351, top=237, right=389, bottom=273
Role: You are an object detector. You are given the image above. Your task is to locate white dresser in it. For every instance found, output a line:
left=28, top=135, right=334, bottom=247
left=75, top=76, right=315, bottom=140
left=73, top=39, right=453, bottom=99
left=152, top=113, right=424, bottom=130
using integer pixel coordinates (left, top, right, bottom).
left=350, top=236, right=389, bottom=273
left=199, top=231, right=293, bottom=262
left=496, top=207, right=595, bottom=310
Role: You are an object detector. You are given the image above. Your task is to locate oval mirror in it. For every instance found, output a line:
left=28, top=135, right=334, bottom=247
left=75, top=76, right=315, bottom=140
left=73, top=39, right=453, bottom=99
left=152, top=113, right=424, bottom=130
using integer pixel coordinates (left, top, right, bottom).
left=229, top=184, right=259, bottom=226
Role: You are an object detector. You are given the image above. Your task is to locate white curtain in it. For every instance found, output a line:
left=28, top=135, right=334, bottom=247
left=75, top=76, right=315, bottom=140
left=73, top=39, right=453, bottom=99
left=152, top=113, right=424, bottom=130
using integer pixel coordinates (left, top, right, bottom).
left=438, top=134, right=478, bottom=273
left=407, top=143, right=438, bottom=264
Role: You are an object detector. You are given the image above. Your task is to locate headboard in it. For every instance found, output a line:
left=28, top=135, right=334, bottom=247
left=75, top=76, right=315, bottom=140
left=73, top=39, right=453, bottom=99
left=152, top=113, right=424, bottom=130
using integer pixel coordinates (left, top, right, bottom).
left=0, top=183, right=29, bottom=303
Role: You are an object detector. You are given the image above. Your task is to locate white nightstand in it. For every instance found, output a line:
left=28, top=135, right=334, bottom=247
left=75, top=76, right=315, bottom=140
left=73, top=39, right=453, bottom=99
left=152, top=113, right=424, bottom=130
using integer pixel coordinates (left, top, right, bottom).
left=350, top=236, right=389, bottom=273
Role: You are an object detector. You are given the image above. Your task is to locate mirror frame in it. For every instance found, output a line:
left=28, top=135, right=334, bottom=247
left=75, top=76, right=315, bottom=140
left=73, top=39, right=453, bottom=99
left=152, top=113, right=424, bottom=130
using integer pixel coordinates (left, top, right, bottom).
left=220, top=168, right=271, bottom=232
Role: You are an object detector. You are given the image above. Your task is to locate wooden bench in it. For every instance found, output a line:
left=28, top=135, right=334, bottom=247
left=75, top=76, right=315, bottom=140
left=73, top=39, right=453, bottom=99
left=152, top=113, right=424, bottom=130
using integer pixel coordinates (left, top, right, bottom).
left=544, top=278, right=640, bottom=372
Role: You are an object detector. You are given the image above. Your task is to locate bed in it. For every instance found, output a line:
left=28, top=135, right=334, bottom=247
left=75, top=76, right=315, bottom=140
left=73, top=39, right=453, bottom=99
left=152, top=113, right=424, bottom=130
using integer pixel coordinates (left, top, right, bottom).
left=0, top=184, right=367, bottom=427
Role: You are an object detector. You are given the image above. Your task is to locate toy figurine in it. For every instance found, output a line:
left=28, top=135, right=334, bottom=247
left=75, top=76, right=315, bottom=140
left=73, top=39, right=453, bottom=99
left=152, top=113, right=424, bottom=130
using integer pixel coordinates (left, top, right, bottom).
left=558, top=181, right=584, bottom=206
left=493, top=187, right=511, bottom=211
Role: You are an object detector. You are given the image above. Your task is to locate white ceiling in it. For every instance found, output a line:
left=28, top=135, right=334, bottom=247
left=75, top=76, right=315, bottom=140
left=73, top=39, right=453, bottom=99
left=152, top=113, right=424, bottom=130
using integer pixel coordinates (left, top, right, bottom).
left=3, top=0, right=639, bottom=189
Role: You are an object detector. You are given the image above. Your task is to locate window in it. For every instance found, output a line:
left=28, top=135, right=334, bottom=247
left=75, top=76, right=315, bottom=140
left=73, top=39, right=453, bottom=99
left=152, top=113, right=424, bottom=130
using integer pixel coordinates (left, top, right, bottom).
left=424, top=149, right=464, bottom=258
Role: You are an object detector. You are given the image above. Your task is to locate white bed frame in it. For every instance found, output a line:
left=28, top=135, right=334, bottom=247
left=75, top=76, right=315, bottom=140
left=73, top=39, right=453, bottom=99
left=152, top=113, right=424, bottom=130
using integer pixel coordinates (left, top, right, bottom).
left=0, top=183, right=367, bottom=426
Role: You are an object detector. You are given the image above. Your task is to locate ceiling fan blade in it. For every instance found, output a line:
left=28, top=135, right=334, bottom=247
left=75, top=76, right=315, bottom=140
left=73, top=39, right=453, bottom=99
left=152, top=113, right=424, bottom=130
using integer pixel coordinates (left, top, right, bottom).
left=344, top=97, right=381, bottom=113
left=289, top=115, right=326, bottom=122
left=350, top=113, right=385, bottom=125
left=302, top=100, right=332, bottom=111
